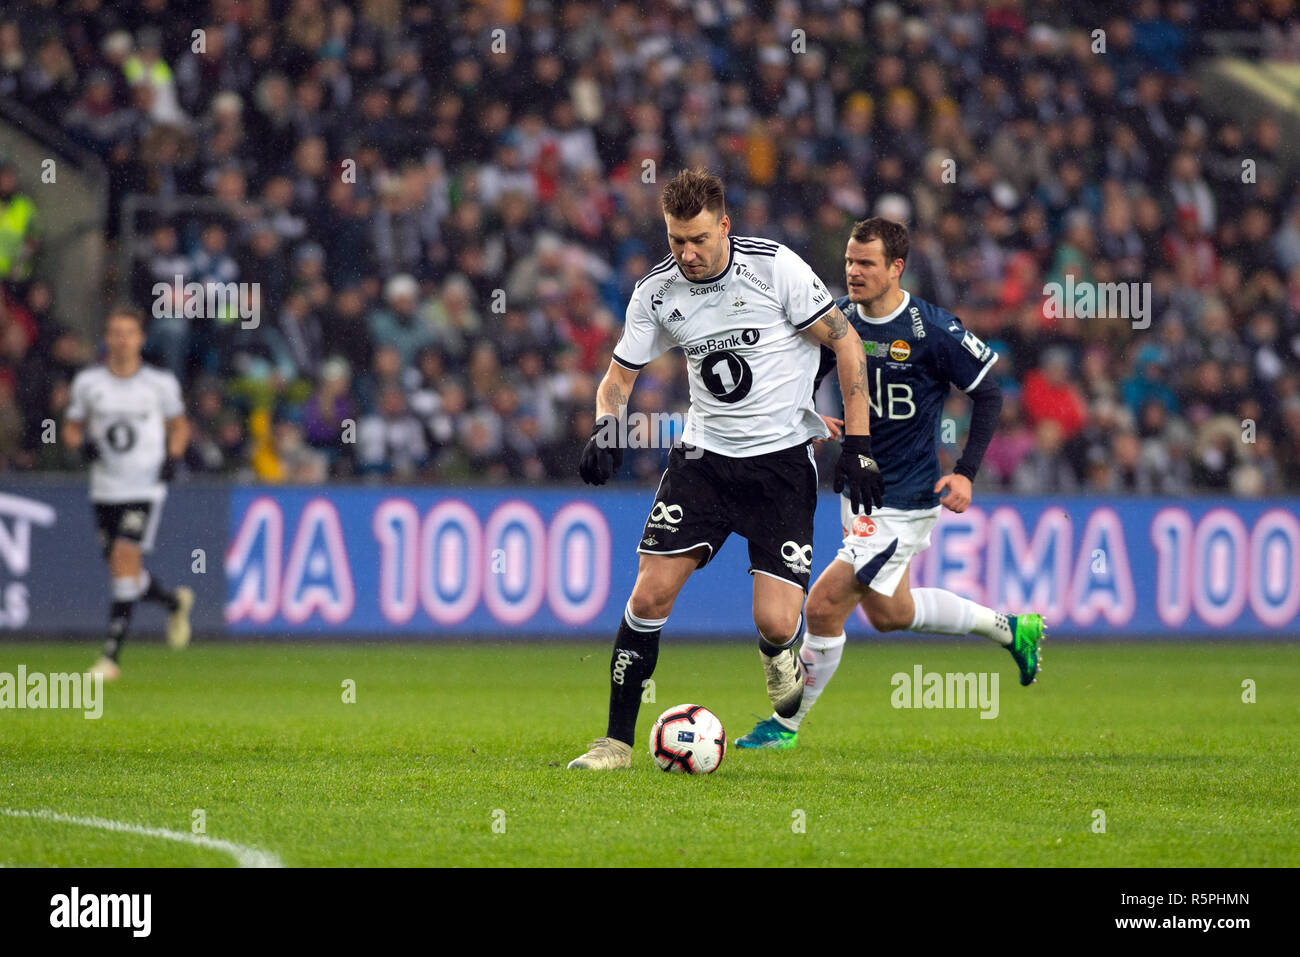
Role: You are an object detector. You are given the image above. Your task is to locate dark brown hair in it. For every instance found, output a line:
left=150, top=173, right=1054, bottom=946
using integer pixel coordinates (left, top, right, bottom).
left=661, top=167, right=726, bottom=221
left=850, top=216, right=909, bottom=265
left=105, top=304, right=147, bottom=331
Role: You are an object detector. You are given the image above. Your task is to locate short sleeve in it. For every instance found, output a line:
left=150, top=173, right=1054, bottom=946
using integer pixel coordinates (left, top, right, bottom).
left=65, top=372, right=89, bottom=422
left=772, top=245, right=836, bottom=331
left=158, top=372, right=185, bottom=418
left=935, top=314, right=998, bottom=392
left=611, top=291, right=672, bottom=371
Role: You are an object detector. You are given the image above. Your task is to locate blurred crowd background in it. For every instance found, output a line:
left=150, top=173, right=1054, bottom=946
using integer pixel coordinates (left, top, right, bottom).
left=0, top=0, right=1298, bottom=495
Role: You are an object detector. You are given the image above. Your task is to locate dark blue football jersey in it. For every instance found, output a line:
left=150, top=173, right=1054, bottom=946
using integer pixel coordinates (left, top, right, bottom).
left=818, top=292, right=998, bottom=510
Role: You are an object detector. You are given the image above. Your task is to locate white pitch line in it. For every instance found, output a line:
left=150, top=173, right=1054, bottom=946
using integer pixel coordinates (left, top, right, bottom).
left=0, top=808, right=284, bottom=868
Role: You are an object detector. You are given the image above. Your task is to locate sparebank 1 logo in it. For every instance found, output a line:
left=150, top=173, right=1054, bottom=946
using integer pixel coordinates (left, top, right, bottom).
left=0, top=493, right=57, bottom=628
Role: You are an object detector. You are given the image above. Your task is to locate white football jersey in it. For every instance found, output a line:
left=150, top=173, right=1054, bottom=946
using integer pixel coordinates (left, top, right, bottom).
left=613, top=236, right=834, bottom=457
left=66, top=364, right=184, bottom=503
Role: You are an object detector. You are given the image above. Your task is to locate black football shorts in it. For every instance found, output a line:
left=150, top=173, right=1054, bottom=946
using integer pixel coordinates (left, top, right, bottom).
left=636, top=441, right=818, bottom=591
left=94, top=500, right=162, bottom=557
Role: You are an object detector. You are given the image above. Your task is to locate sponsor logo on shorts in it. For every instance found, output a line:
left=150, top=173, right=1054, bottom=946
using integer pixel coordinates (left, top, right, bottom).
left=889, top=339, right=911, bottom=361
left=780, top=541, right=813, bottom=574
left=647, top=501, right=683, bottom=532
left=121, top=510, right=146, bottom=534
left=650, top=502, right=682, bottom=524
left=852, top=515, right=877, bottom=537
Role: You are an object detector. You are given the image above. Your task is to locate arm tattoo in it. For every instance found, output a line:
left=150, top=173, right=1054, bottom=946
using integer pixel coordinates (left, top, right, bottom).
left=849, top=351, right=868, bottom=397
left=822, top=305, right=849, bottom=340
left=600, top=381, right=627, bottom=417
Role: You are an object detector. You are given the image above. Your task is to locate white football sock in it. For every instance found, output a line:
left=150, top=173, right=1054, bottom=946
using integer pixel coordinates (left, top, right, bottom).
left=111, top=575, right=144, bottom=602
left=908, top=587, right=1012, bottom=646
left=774, top=631, right=845, bottom=731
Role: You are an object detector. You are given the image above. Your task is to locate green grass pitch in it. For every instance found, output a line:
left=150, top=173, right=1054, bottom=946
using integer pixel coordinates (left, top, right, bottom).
left=1, top=640, right=1296, bottom=867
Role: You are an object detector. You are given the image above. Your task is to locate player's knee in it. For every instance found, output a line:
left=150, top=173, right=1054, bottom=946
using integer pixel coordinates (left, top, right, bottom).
left=628, top=586, right=675, bottom=621
left=864, top=604, right=911, bottom=632
left=107, top=541, right=140, bottom=576
left=804, top=593, right=842, bottom=636
left=753, top=607, right=801, bottom=643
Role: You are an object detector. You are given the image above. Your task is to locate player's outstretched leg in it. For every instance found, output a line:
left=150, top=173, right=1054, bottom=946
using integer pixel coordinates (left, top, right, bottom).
left=903, top=588, right=1046, bottom=684
left=138, top=570, right=193, bottom=649
left=568, top=603, right=664, bottom=770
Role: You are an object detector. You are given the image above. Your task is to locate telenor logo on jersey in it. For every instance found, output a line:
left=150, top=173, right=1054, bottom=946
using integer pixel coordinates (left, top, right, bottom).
left=889, top=340, right=911, bottom=361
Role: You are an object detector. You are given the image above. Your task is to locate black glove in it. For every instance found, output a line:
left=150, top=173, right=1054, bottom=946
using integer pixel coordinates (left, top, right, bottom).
left=158, top=456, right=178, bottom=482
left=577, top=414, right=623, bottom=485
left=80, top=438, right=101, bottom=464
left=835, top=435, right=885, bottom=515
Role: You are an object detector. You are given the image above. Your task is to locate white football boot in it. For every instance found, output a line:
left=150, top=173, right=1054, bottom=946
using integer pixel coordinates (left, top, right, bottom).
left=89, top=656, right=120, bottom=681
left=567, top=737, right=632, bottom=770
left=166, top=586, right=194, bottom=649
left=762, top=645, right=806, bottom=719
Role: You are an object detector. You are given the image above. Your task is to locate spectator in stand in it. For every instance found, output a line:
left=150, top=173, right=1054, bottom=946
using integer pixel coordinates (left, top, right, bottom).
left=423, top=274, right=481, bottom=374
left=358, top=385, right=428, bottom=480
left=302, top=357, right=357, bottom=468
left=1014, top=419, right=1079, bottom=494
left=367, top=273, right=433, bottom=368
left=1022, top=347, right=1088, bottom=440
left=0, top=157, right=38, bottom=283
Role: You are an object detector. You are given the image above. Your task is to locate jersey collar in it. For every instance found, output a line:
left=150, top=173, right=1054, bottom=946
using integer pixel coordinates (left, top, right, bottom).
left=855, top=290, right=910, bottom=325
left=680, top=236, right=735, bottom=285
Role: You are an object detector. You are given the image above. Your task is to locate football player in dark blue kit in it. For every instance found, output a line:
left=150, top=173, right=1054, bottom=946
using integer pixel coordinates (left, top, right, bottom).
left=737, top=217, right=1045, bottom=749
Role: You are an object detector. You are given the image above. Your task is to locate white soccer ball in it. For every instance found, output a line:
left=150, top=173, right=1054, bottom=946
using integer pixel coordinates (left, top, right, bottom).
left=649, top=704, right=726, bottom=774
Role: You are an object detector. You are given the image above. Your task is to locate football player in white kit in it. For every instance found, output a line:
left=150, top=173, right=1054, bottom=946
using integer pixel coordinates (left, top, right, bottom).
left=63, top=305, right=193, bottom=680
left=568, top=169, right=884, bottom=769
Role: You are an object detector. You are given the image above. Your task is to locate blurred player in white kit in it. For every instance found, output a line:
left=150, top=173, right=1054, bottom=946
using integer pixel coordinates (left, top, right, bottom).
left=63, top=305, right=194, bottom=679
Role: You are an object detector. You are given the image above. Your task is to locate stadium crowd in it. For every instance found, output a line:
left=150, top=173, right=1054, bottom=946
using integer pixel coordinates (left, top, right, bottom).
left=0, top=0, right=1298, bottom=495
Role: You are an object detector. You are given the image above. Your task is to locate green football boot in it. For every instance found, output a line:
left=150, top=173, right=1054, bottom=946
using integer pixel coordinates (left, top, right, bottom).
left=1007, top=613, right=1045, bottom=686
left=735, top=716, right=798, bottom=749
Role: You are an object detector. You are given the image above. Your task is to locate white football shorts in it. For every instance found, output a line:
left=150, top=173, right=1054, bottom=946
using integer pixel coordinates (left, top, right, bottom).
left=833, top=501, right=942, bottom=597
